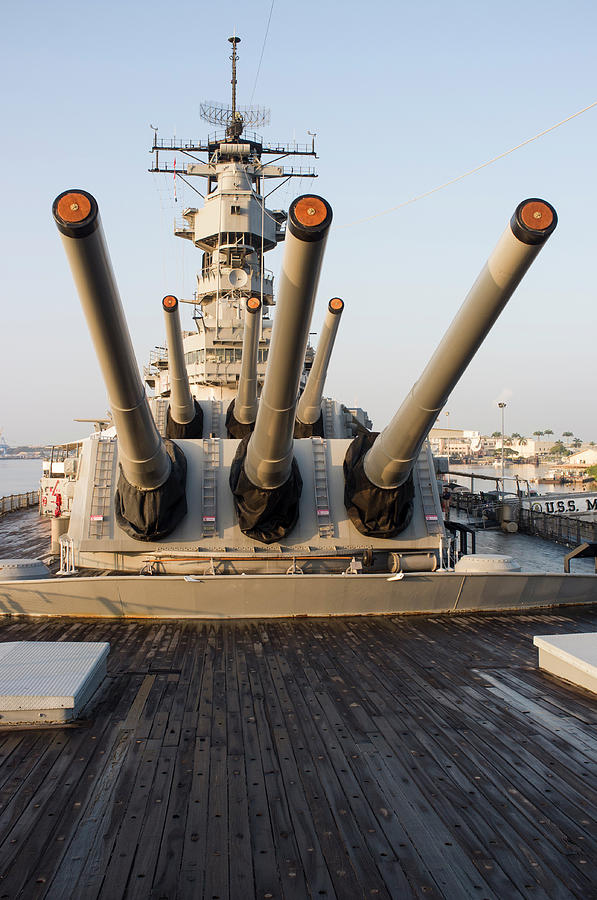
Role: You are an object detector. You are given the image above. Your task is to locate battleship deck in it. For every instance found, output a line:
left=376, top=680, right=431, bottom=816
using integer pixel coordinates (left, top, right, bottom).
left=0, top=508, right=50, bottom=561
left=0, top=607, right=596, bottom=898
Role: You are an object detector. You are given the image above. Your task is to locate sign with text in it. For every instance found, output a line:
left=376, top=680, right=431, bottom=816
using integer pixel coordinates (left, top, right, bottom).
left=523, top=494, right=597, bottom=515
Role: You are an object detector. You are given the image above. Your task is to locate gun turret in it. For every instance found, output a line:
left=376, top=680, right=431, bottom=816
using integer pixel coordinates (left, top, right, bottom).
left=53, top=190, right=187, bottom=540
left=230, top=195, right=333, bottom=543
left=226, top=296, right=261, bottom=439
left=162, top=295, right=203, bottom=439
left=344, top=198, right=558, bottom=537
left=295, top=297, right=344, bottom=436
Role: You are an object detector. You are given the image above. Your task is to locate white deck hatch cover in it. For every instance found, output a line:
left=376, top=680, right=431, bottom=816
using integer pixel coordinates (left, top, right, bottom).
left=534, top=632, right=597, bottom=695
left=0, top=641, right=110, bottom=723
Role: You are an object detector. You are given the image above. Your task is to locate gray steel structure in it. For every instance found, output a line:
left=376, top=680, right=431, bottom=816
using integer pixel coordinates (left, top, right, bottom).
left=162, top=295, right=196, bottom=425
left=364, top=200, right=557, bottom=490
left=53, top=191, right=171, bottom=492
left=244, top=196, right=332, bottom=489
left=40, top=192, right=569, bottom=597
left=297, top=298, right=344, bottom=427
left=234, top=297, right=261, bottom=424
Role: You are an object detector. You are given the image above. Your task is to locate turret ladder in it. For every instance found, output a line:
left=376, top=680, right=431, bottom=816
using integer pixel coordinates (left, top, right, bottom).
left=153, top=398, right=169, bottom=438
left=416, top=445, right=443, bottom=536
left=201, top=438, right=219, bottom=538
left=88, top=436, right=116, bottom=539
left=311, top=437, right=334, bottom=538
left=209, top=400, right=223, bottom=438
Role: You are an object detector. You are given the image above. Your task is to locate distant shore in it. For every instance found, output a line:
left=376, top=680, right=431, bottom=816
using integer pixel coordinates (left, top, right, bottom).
left=0, top=455, right=45, bottom=461
left=0, top=448, right=49, bottom=460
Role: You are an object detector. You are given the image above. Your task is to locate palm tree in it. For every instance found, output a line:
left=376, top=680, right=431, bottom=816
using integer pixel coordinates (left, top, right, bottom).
left=562, top=431, right=573, bottom=443
left=572, top=438, right=582, bottom=449
left=544, top=428, right=554, bottom=438
left=519, top=436, right=527, bottom=445
left=533, top=430, right=544, bottom=438
left=511, top=432, right=521, bottom=440
left=491, top=431, right=501, bottom=439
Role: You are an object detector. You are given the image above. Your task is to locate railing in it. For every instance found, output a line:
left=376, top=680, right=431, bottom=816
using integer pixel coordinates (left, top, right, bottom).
left=152, top=133, right=315, bottom=155
left=0, top=491, right=40, bottom=517
left=564, top=542, right=597, bottom=574
left=518, top=508, right=597, bottom=546
left=450, top=491, right=499, bottom=524
left=192, top=263, right=275, bottom=283
left=59, top=535, right=77, bottom=575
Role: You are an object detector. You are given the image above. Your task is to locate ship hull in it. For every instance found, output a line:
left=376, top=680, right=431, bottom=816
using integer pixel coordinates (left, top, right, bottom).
left=0, top=571, right=595, bottom=618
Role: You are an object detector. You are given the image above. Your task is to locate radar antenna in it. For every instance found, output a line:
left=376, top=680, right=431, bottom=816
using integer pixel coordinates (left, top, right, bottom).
left=200, top=36, right=270, bottom=140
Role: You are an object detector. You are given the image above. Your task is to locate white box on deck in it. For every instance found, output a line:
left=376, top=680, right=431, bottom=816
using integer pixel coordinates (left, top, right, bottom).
left=0, top=641, right=110, bottom=724
left=534, top=632, right=597, bottom=695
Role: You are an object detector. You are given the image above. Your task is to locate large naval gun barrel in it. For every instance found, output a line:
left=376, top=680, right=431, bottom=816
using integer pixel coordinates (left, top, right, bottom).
left=245, top=196, right=333, bottom=488
left=345, top=199, right=558, bottom=537
left=296, top=297, right=344, bottom=433
left=162, top=295, right=203, bottom=439
left=230, top=195, right=333, bottom=543
left=53, top=190, right=187, bottom=540
left=227, top=297, right=262, bottom=438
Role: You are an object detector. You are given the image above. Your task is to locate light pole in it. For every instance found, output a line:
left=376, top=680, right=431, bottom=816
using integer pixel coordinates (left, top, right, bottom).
left=498, top=402, right=507, bottom=498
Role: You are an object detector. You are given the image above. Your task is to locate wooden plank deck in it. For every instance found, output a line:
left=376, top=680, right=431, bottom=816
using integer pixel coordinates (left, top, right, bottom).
left=0, top=607, right=595, bottom=898
left=0, top=509, right=51, bottom=561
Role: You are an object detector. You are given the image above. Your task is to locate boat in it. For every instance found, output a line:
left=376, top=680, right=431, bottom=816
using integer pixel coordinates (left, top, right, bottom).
left=1, top=37, right=597, bottom=898
left=1, top=36, right=595, bottom=617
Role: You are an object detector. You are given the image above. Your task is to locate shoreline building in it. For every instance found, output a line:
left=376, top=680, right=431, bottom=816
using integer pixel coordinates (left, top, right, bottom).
left=565, top=447, right=597, bottom=468
left=428, top=428, right=560, bottom=461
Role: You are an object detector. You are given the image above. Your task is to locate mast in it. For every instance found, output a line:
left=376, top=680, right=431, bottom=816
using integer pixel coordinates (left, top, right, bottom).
left=228, top=35, right=241, bottom=139
left=147, top=37, right=319, bottom=402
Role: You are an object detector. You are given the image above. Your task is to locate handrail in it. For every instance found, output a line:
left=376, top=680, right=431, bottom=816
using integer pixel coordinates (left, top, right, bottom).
left=563, top=542, right=597, bottom=574
left=0, top=491, right=40, bottom=517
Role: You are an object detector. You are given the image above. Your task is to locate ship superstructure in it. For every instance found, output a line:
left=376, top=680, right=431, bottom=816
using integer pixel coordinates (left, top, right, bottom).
left=144, top=36, right=360, bottom=438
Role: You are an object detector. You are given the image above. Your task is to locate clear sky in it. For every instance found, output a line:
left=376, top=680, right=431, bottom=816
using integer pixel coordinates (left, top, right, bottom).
left=1, top=0, right=596, bottom=445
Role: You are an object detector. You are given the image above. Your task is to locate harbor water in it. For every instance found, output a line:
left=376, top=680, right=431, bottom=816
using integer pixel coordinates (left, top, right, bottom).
left=448, top=461, right=597, bottom=495
left=0, top=459, right=43, bottom=495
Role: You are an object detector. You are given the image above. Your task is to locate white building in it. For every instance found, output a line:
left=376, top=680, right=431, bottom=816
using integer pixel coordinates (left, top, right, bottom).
left=495, top=438, right=553, bottom=458
left=428, top=428, right=471, bottom=457
left=566, top=448, right=597, bottom=467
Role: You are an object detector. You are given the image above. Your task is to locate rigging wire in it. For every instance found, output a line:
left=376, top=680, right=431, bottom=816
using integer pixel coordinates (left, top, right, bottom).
left=151, top=171, right=169, bottom=287
left=176, top=173, right=205, bottom=199
left=249, top=0, right=275, bottom=105
left=338, top=99, right=597, bottom=230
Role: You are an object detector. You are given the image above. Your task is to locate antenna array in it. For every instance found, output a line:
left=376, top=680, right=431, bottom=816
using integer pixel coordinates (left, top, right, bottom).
left=200, top=102, right=270, bottom=130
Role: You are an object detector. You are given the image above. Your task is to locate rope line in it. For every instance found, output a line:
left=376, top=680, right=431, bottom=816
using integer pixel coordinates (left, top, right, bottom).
left=338, top=100, right=597, bottom=230
left=250, top=0, right=275, bottom=105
